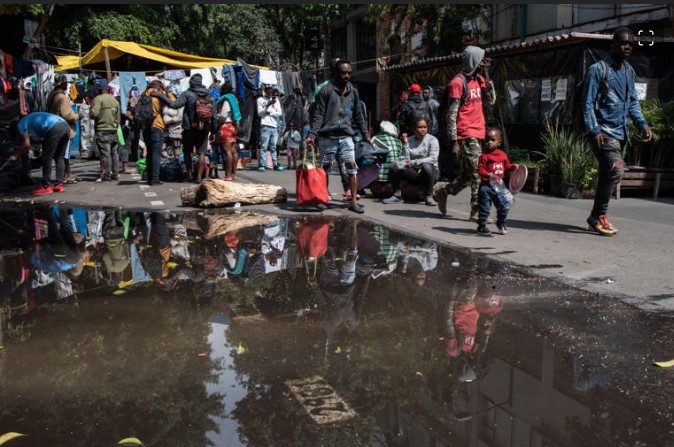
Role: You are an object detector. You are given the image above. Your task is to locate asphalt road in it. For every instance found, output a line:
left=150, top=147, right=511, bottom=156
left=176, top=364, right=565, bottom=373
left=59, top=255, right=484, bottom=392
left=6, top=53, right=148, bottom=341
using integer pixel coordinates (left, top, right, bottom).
left=2, top=158, right=673, bottom=312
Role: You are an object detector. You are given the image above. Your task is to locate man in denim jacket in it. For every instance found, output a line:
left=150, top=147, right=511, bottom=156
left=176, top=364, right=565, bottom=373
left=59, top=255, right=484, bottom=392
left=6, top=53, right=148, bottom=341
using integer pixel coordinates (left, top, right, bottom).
left=582, top=27, right=651, bottom=236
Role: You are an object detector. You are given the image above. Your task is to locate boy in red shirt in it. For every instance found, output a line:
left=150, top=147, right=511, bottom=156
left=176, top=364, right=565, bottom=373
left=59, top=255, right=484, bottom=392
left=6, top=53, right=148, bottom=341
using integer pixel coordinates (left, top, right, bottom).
left=476, top=128, right=518, bottom=235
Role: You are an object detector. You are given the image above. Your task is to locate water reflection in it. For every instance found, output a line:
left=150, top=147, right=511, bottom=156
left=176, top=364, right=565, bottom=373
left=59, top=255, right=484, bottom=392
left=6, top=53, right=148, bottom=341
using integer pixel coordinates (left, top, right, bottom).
left=0, top=204, right=672, bottom=446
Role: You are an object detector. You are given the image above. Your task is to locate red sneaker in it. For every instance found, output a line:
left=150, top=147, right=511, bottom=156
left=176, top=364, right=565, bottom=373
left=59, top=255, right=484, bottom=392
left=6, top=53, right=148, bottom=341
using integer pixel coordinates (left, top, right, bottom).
left=52, top=183, right=65, bottom=193
left=32, top=184, right=54, bottom=195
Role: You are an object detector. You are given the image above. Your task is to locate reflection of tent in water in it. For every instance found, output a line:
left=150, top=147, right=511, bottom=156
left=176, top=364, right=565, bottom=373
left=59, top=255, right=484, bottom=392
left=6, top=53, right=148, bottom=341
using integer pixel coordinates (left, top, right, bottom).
left=54, top=39, right=240, bottom=72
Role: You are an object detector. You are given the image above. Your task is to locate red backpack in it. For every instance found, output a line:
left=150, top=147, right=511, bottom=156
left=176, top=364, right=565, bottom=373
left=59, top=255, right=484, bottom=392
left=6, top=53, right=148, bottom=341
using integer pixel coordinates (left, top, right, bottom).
left=191, top=94, right=213, bottom=130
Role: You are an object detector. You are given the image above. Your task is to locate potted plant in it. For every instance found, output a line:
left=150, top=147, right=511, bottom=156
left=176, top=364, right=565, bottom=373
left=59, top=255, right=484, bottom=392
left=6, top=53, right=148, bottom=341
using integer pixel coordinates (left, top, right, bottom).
left=537, top=119, right=597, bottom=198
left=628, top=100, right=674, bottom=168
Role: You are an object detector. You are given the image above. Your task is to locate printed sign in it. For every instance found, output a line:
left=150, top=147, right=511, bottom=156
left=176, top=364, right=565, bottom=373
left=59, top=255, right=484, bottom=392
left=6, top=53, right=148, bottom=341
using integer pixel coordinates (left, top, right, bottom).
left=555, top=78, right=568, bottom=101
left=286, top=376, right=357, bottom=425
left=541, top=79, right=552, bottom=102
left=635, top=83, right=648, bottom=100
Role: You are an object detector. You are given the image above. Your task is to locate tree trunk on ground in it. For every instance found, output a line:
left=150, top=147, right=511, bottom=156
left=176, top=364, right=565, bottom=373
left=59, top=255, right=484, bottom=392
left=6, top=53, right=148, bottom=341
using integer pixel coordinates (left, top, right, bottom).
left=180, top=179, right=287, bottom=208
left=199, top=212, right=280, bottom=240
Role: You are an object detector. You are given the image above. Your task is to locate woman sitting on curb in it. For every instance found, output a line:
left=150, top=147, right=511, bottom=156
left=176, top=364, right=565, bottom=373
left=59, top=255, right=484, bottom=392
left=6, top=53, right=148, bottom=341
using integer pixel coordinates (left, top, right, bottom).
left=382, top=116, right=440, bottom=206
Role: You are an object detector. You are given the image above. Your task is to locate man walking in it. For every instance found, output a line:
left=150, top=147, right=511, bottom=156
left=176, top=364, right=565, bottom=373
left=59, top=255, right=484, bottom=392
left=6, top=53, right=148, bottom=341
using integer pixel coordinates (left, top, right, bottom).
left=90, top=80, right=121, bottom=182
left=433, top=46, right=495, bottom=221
left=306, top=58, right=371, bottom=214
left=582, top=27, right=651, bottom=236
left=256, top=85, right=284, bottom=172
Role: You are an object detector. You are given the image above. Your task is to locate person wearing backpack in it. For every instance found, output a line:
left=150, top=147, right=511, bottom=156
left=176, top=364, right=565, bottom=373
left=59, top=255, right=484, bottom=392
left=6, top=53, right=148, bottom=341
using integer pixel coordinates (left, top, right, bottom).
left=433, top=45, right=496, bottom=221
left=582, top=27, right=651, bottom=236
left=153, top=73, right=216, bottom=183
left=397, top=84, right=432, bottom=136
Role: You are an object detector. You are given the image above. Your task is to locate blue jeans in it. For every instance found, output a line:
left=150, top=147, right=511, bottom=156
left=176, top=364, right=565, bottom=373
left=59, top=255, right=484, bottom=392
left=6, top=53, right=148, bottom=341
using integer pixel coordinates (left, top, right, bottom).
left=259, top=125, right=279, bottom=168
left=591, top=134, right=625, bottom=218
left=143, top=127, right=164, bottom=184
left=318, top=136, right=357, bottom=176
left=478, top=184, right=509, bottom=226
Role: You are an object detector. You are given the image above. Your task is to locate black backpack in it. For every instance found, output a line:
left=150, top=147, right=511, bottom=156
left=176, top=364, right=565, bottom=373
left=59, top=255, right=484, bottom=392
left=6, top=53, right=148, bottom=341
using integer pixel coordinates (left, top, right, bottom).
left=134, top=95, right=155, bottom=128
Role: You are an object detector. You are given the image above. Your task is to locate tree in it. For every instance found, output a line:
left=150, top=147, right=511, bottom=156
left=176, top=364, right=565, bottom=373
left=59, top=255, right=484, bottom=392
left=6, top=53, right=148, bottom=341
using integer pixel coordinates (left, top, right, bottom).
left=365, top=5, right=490, bottom=65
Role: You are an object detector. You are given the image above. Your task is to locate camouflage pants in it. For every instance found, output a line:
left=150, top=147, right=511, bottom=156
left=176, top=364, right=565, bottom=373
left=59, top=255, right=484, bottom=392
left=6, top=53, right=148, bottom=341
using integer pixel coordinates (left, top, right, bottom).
left=446, top=137, right=482, bottom=210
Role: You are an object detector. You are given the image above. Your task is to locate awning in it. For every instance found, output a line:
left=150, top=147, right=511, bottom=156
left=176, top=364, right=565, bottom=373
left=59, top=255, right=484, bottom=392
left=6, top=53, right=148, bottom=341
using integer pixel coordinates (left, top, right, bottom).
left=54, top=39, right=261, bottom=72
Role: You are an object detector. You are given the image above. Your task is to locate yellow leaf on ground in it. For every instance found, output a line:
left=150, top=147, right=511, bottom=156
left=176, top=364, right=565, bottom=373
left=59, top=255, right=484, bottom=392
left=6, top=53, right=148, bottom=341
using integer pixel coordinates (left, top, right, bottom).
left=334, top=346, right=342, bottom=354
left=0, top=433, right=27, bottom=445
left=416, top=371, right=424, bottom=377
left=112, top=290, right=127, bottom=295
left=166, top=262, right=178, bottom=268
left=118, top=437, right=144, bottom=446
left=654, top=359, right=674, bottom=368
left=236, top=343, right=247, bottom=355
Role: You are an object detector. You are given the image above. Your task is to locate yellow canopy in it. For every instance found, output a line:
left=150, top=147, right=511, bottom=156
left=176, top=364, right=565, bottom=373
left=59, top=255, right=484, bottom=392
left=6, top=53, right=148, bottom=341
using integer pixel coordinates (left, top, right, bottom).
left=55, top=39, right=259, bottom=72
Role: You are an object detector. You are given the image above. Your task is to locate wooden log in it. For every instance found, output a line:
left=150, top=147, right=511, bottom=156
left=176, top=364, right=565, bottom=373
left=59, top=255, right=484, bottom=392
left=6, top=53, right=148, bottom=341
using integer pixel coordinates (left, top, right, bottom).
left=180, top=184, right=205, bottom=207
left=180, top=179, right=287, bottom=208
left=200, top=212, right=280, bottom=240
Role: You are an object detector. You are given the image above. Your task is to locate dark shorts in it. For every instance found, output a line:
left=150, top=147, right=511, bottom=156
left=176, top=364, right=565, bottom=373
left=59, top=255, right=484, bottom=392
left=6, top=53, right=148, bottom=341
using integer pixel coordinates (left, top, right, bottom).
left=182, top=129, right=209, bottom=155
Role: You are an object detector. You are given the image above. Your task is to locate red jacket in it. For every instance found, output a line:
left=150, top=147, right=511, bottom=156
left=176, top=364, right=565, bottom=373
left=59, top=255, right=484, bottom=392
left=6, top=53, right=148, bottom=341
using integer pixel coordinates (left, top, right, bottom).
left=478, top=149, right=515, bottom=184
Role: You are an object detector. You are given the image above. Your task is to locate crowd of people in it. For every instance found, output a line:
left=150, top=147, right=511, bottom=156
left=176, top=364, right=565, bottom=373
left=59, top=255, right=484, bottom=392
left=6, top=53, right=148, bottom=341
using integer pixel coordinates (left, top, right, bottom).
left=0, top=27, right=653, bottom=237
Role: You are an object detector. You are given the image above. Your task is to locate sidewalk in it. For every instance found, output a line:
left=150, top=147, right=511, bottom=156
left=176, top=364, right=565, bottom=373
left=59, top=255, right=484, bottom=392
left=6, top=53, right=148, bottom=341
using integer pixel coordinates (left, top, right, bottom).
left=2, top=159, right=673, bottom=311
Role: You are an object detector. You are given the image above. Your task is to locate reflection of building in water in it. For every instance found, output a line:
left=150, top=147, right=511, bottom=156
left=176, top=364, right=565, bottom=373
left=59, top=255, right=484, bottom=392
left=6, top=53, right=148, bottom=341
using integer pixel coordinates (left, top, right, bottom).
left=376, top=319, right=626, bottom=447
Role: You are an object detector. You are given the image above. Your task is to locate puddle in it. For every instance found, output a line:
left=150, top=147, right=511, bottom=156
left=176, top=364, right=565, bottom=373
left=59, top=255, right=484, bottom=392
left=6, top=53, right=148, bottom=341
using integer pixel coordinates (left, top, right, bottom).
left=0, top=203, right=672, bottom=446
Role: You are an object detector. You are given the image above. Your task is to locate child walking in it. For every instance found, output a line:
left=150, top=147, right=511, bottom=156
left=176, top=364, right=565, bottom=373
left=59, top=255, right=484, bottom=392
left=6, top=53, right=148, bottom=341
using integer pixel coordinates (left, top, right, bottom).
left=476, top=127, right=518, bottom=235
left=283, top=122, right=302, bottom=169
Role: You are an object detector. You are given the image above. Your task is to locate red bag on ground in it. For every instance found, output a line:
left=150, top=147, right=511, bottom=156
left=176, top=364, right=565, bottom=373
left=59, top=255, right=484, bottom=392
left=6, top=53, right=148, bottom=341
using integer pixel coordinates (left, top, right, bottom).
left=297, top=219, right=330, bottom=258
left=296, top=148, right=329, bottom=206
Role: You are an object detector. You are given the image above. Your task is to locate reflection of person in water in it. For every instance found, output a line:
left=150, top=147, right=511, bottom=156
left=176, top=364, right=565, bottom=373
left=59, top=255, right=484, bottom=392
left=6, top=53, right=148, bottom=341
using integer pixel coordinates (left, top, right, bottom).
left=396, top=240, right=438, bottom=287
left=101, top=210, right=130, bottom=286
left=311, top=220, right=360, bottom=349
left=140, top=212, right=171, bottom=282
left=30, top=206, right=84, bottom=279
left=445, top=292, right=502, bottom=359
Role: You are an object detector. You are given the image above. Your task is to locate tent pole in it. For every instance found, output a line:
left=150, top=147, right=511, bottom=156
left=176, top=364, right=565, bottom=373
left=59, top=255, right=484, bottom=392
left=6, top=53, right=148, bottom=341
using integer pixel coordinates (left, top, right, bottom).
left=103, top=47, right=112, bottom=82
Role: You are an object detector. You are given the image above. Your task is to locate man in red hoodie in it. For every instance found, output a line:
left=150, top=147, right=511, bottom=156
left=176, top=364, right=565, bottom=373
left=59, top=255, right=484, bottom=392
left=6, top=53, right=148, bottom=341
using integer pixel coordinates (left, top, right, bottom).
left=476, top=127, right=518, bottom=235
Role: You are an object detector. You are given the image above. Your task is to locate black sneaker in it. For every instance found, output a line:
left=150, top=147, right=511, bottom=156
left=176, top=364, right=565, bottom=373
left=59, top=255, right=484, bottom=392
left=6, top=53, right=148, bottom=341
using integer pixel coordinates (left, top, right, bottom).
left=496, top=222, right=508, bottom=235
left=477, top=225, right=492, bottom=236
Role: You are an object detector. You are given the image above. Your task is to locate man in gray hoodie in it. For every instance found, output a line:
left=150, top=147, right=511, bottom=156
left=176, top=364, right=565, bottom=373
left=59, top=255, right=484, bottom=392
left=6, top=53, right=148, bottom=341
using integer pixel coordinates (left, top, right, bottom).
left=433, top=46, right=495, bottom=221
left=155, top=73, right=216, bottom=183
left=306, top=59, right=371, bottom=214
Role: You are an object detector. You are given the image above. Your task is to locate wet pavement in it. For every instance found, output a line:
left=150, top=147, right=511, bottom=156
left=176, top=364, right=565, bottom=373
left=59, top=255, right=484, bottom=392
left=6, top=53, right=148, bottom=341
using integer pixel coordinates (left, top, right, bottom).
left=1, top=203, right=673, bottom=446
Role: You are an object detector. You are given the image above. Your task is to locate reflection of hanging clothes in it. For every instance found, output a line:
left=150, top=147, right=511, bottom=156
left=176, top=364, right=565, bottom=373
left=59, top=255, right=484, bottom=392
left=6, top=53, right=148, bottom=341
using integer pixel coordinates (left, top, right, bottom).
left=224, top=248, right=247, bottom=276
